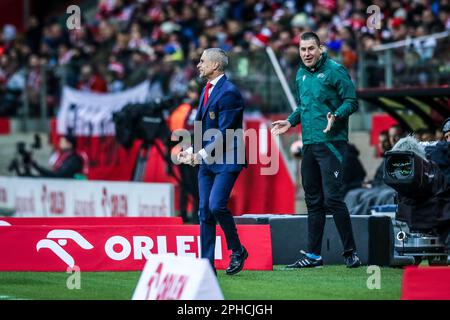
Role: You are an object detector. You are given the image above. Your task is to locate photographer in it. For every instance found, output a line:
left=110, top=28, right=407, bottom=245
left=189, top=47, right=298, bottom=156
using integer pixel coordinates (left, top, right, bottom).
left=169, top=79, right=200, bottom=223
left=31, top=134, right=86, bottom=179
left=424, top=117, right=450, bottom=183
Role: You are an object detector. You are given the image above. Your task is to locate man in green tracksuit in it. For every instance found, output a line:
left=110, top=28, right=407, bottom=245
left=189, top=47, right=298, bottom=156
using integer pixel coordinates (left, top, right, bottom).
left=272, top=32, right=361, bottom=268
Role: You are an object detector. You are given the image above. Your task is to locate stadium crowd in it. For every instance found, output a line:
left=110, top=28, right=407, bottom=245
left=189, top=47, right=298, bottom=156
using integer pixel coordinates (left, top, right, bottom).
left=0, top=0, right=449, bottom=117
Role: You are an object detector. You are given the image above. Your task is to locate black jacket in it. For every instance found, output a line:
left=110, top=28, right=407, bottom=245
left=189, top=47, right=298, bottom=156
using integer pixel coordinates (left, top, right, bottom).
left=425, top=141, right=450, bottom=183
left=32, top=152, right=84, bottom=178
left=342, top=143, right=366, bottom=193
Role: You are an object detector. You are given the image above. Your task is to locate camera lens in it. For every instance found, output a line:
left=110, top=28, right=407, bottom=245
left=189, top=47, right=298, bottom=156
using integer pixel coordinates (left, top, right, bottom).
left=386, top=155, right=413, bottom=180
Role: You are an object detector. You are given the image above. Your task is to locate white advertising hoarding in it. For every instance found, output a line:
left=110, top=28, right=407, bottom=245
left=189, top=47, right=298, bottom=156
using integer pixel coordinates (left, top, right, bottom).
left=0, top=177, right=174, bottom=217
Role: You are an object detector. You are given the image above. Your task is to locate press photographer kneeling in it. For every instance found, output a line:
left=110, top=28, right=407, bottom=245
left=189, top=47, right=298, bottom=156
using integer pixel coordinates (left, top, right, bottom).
left=10, top=134, right=86, bottom=179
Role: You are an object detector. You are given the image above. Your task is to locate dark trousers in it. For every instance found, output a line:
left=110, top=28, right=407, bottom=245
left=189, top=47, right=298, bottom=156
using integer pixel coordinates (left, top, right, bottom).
left=301, top=141, right=357, bottom=256
left=198, top=166, right=242, bottom=270
left=179, top=164, right=199, bottom=223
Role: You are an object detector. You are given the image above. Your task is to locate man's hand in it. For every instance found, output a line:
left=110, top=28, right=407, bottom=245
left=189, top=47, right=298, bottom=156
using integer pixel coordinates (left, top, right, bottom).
left=177, top=151, right=192, bottom=165
left=323, top=112, right=336, bottom=133
left=271, top=120, right=291, bottom=136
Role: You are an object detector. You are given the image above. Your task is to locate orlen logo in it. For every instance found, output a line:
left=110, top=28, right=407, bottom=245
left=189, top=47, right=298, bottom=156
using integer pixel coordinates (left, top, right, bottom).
left=36, top=230, right=93, bottom=267
left=101, top=187, right=128, bottom=217
left=144, top=262, right=188, bottom=300
left=41, top=185, right=65, bottom=215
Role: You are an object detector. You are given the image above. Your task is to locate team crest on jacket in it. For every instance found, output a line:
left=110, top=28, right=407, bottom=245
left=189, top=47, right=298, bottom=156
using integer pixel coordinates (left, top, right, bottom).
left=209, top=111, right=216, bottom=120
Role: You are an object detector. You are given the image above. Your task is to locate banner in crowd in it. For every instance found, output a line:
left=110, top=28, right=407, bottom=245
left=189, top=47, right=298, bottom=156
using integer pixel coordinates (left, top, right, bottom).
left=57, top=81, right=150, bottom=136
left=0, top=225, right=273, bottom=271
left=0, top=177, right=174, bottom=217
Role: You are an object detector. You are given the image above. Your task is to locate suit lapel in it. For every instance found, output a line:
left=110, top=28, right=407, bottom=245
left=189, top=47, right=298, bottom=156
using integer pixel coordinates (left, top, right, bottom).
left=196, top=87, right=207, bottom=121
left=201, top=75, right=227, bottom=120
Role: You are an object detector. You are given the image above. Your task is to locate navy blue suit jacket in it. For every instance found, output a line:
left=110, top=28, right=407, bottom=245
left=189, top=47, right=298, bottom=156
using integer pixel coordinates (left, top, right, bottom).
left=195, top=75, right=246, bottom=173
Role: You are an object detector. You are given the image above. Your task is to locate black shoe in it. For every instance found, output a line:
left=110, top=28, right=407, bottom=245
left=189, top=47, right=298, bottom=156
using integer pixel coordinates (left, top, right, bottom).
left=344, top=252, right=361, bottom=268
left=285, top=250, right=323, bottom=269
left=226, top=246, right=248, bottom=275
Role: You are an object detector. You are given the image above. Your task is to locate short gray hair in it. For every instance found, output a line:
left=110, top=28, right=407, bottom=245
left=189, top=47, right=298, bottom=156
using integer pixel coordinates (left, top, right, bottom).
left=204, top=48, right=228, bottom=71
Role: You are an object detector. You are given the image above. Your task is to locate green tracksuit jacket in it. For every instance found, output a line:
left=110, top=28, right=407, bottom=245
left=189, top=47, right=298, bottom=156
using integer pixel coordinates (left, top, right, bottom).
left=287, top=52, right=358, bottom=145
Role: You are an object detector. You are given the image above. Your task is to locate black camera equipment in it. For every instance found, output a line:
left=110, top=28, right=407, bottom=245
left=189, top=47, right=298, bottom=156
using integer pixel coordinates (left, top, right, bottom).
left=8, top=134, right=42, bottom=176
left=112, top=96, right=180, bottom=182
left=384, top=150, right=450, bottom=265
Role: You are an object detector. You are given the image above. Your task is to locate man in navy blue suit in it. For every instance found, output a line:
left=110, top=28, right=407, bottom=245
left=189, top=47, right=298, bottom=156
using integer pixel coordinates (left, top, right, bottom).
left=177, top=48, right=248, bottom=275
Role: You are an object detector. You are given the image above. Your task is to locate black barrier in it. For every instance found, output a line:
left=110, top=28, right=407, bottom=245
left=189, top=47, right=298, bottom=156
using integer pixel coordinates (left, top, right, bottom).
left=234, top=214, right=393, bottom=266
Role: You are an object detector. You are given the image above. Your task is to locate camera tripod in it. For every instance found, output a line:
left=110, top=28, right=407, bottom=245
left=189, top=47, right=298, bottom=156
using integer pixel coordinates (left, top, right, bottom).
left=132, top=139, right=182, bottom=184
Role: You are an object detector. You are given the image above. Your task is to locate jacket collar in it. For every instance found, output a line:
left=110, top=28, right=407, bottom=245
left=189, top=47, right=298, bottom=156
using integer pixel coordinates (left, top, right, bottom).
left=209, top=73, right=225, bottom=86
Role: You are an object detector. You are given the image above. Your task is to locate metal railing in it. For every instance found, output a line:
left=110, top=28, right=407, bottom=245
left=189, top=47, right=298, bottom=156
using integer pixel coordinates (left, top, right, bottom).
left=227, top=49, right=294, bottom=115
left=358, top=31, right=450, bottom=89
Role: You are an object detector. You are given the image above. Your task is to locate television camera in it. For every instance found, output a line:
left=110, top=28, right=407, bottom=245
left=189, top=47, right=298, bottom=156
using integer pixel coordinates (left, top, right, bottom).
left=112, top=96, right=180, bottom=181
left=8, top=134, right=42, bottom=176
left=384, top=150, right=450, bottom=266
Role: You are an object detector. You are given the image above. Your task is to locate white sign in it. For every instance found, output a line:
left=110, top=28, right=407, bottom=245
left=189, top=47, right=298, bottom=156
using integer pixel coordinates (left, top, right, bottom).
left=0, top=176, right=14, bottom=209
left=132, top=255, right=223, bottom=300
left=57, top=81, right=150, bottom=136
left=0, top=177, right=174, bottom=217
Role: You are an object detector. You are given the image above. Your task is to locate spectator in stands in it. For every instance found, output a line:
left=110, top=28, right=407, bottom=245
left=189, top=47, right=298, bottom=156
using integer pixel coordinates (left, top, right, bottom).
left=31, top=134, right=87, bottom=179
left=370, top=130, right=392, bottom=187
left=26, top=54, right=43, bottom=116
left=342, top=143, right=367, bottom=195
left=0, top=55, right=23, bottom=116
left=25, top=16, right=42, bottom=54
left=345, top=130, right=395, bottom=215
left=377, top=129, right=392, bottom=156
left=106, top=60, right=125, bottom=92
left=3, top=0, right=449, bottom=113
left=415, top=127, right=436, bottom=142
left=68, top=25, right=95, bottom=59
left=388, top=124, right=406, bottom=148
left=76, top=64, right=107, bottom=93
left=125, top=50, right=149, bottom=88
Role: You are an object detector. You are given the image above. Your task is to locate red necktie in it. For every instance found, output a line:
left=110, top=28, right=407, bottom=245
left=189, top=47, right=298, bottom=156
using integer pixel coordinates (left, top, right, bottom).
left=202, top=82, right=212, bottom=107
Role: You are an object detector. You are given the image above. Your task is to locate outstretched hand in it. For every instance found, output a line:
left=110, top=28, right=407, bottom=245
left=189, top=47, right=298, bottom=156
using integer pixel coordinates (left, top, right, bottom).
left=323, top=112, right=336, bottom=134
left=271, top=120, right=291, bottom=136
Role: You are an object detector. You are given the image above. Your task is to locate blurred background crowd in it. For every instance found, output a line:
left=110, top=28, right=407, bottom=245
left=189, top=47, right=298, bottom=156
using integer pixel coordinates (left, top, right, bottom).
left=0, top=0, right=449, bottom=117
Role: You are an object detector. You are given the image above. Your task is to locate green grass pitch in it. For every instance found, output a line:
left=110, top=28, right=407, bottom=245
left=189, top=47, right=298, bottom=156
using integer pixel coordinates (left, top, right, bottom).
left=0, top=266, right=403, bottom=300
